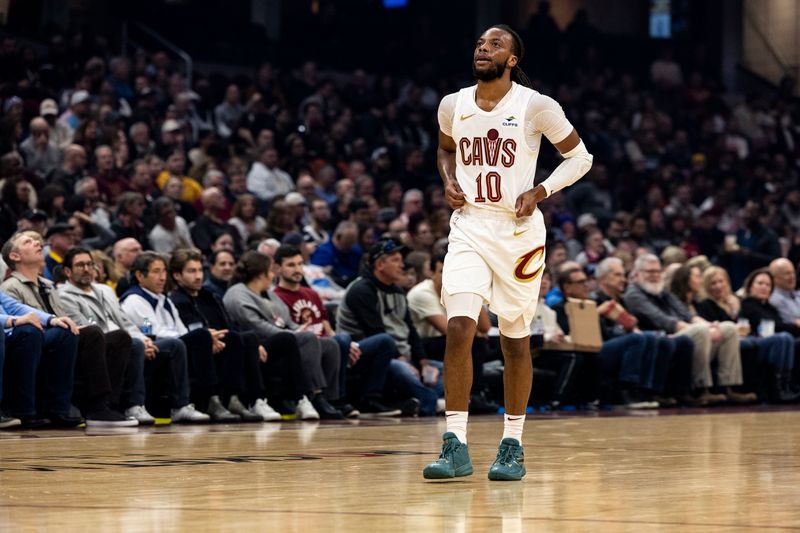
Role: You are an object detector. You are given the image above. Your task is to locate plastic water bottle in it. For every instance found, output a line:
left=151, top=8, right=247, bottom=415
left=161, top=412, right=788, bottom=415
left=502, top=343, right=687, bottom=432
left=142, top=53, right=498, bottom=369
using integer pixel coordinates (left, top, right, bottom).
left=141, top=317, right=153, bottom=338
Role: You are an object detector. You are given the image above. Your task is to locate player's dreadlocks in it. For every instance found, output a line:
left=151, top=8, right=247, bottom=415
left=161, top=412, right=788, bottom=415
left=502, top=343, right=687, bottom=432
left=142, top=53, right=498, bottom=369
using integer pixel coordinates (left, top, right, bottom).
left=491, top=24, right=533, bottom=88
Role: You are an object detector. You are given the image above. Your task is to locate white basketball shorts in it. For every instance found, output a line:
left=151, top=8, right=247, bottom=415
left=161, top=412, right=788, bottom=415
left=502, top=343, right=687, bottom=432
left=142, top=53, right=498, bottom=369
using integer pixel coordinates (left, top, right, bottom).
left=442, top=205, right=546, bottom=326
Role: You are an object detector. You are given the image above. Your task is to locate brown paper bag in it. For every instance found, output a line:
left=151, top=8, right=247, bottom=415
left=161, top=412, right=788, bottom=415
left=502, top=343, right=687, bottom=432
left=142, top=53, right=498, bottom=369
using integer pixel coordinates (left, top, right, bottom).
left=542, top=298, right=603, bottom=353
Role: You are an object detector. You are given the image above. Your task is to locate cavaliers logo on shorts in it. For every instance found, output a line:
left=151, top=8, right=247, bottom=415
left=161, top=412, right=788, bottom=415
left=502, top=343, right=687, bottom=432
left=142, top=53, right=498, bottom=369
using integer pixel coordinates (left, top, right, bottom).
left=513, top=246, right=545, bottom=283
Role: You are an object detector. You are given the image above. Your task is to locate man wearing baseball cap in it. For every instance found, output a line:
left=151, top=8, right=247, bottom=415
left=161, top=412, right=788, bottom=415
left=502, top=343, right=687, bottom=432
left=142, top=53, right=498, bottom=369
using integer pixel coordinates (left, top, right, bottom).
left=159, top=119, right=185, bottom=157
left=59, top=90, right=91, bottom=133
left=39, top=99, right=72, bottom=149
left=336, top=238, right=441, bottom=416
left=43, top=222, right=75, bottom=280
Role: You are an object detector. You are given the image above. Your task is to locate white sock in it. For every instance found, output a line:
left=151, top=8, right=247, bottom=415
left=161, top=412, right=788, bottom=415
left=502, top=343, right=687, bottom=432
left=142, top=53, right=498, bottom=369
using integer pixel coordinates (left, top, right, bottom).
left=502, top=413, right=525, bottom=443
left=445, top=411, right=468, bottom=444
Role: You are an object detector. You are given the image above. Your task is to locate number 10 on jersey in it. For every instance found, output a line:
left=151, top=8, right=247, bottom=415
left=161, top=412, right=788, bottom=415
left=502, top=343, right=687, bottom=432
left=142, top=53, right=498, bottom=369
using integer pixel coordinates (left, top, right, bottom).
left=474, top=172, right=502, bottom=203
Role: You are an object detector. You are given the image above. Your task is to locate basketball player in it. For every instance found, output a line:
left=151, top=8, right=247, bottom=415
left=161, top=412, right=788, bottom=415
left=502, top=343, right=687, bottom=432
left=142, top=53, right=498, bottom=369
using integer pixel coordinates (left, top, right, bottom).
left=422, top=25, right=593, bottom=481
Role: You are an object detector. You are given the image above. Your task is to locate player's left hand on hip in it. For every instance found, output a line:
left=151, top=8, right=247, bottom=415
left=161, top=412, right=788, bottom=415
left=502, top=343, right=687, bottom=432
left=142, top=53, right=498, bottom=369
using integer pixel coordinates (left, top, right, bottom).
left=515, top=190, right=538, bottom=218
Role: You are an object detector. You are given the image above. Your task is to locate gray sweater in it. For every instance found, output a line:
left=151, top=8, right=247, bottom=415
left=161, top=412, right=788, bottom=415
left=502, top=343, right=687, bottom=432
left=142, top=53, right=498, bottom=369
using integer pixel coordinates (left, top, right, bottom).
left=622, top=283, right=693, bottom=334
left=223, top=282, right=294, bottom=341
left=58, top=281, right=144, bottom=340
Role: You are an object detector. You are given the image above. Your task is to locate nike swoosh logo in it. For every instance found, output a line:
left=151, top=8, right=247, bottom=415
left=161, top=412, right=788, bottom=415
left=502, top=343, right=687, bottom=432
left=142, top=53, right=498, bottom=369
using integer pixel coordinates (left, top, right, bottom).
left=460, top=113, right=476, bottom=121
left=513, top=228, right=529, bottom=237
left=507, top=416, right=523, bottom=421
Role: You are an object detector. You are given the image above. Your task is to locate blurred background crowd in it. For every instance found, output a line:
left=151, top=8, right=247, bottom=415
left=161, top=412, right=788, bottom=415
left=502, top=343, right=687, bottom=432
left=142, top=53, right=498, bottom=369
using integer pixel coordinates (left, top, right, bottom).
left=0, top=0, right=799, bottom=429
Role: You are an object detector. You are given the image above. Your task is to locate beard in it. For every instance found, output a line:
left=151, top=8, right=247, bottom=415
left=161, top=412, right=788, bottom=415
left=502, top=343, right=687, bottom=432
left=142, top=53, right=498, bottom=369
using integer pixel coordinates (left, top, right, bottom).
left=281, top=273, right=303, bottom=286
left=73, top=276, right=93, bottom=289
left=472, top=58, right=506, bottom=82
left=639, top=279, right=664, bottom=295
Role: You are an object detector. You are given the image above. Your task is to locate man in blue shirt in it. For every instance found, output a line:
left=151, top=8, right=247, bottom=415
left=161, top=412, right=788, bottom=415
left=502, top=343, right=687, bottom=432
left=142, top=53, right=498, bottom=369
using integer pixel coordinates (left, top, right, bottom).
left=310, top=221, right=363, bottom=288
left=769, top=258, right=800, bottom=325
left=0, top=291, right=81, bottom=428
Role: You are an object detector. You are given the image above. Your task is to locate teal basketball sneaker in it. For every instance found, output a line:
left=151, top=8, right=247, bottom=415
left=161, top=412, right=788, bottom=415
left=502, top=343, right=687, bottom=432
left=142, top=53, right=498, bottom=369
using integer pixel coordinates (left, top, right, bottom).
left=488, top=438, right=526, bottom=481
left=422, top=432, right=474, bottom=479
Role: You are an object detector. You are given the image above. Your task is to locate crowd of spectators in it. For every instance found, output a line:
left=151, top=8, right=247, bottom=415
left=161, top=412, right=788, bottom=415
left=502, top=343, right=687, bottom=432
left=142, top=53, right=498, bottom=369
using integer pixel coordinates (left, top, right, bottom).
left=1, top=9, right=800, bottom=429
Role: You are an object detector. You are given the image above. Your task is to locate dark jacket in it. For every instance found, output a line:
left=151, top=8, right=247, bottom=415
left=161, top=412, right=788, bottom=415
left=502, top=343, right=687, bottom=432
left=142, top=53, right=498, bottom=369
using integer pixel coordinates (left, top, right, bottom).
left=739, top=297, right=800, bottom=337
left=622, top=283, right=693, bottom=334
left=169, top=286, right=233, bottom=331
left=695, top=298, right=736, bottom=323
left=203, top=275, right=229, bottom=301
left=336, top=271, right=425, bottom=366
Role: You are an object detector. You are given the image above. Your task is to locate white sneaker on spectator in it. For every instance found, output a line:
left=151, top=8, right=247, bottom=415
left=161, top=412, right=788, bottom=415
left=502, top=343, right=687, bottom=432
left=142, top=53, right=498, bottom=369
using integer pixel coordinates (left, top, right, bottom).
left=252, top=399, right=282, bottom=421
left=0, top=414, right=21, bottom=429
left=171, top=404, right=211, bottom=423
left=227, top=395, right=264, bottom=422
left=295, top=395, right=320, bottom=420
left=125, top=405, right=156, bottom=425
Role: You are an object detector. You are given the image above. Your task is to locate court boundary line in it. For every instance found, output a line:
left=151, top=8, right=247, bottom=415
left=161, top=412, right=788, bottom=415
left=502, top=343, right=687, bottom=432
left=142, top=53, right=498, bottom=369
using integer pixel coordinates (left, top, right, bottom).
left=0, top=503, right=797, bottom=530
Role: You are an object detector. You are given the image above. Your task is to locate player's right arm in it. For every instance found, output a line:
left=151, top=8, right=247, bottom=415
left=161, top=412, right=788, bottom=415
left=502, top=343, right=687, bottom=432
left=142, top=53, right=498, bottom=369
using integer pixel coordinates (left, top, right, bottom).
left=437, top=94, right=466, bottom=210
left=438, top=131, right=466, bottom=210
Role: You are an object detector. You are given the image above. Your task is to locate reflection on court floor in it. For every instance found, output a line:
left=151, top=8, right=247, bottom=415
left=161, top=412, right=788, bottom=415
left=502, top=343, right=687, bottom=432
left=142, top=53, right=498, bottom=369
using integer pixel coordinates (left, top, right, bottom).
left=2, top=409, right=800, bottom=532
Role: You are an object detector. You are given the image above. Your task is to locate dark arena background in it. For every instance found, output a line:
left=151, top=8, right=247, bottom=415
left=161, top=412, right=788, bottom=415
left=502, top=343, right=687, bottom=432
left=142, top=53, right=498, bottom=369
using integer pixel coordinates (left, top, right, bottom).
left=1, top=0, right=800, bottom=530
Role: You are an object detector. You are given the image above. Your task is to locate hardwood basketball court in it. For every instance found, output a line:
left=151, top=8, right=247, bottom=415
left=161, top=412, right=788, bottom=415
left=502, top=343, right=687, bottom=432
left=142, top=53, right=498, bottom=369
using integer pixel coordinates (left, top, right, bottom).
left=1, top=407, right=799, bottom=531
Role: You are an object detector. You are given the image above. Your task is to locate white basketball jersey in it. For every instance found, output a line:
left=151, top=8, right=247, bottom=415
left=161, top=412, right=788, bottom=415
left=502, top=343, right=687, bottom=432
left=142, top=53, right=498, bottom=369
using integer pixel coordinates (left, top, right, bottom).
left=451, top=82, right=540, bottom=215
